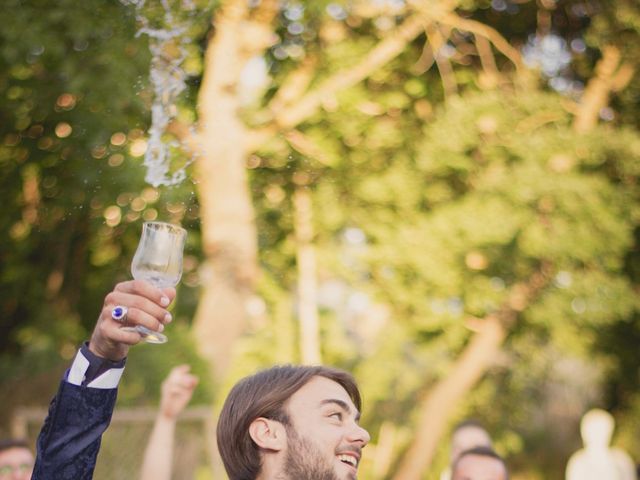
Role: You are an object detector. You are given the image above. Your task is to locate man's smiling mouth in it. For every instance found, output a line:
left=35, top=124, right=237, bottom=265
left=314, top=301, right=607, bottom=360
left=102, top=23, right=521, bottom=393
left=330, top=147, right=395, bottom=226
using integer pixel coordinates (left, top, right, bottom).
left=337, top=453, right=358, bottom=468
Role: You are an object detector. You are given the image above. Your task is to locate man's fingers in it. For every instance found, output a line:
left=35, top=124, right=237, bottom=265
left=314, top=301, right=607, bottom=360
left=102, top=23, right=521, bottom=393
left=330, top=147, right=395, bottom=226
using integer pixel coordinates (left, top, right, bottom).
left=106, top=291, right=172, bottom=326
left=167, top=385, right=190, bottom=396
left=179, top=375, right=199, bottom=390
left=90, top=312, right=142, bottom=360
left=114, top=280, right=176, bottom=308
left=122, top=306, right=166, bottom=333
left=172, top=364, right=191, bottom=374
left=162, top=365, right=198, bottom=395
left=107, top=327, right=145, bottom=346
left=168, top=375, right=198, bottom=388
left=89, top=281, right=177, bottom=361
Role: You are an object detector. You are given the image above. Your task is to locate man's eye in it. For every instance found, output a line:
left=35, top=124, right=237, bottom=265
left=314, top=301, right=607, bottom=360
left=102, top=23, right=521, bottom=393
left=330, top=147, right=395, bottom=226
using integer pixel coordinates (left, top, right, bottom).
left=329, top=412, right=343, bottom=420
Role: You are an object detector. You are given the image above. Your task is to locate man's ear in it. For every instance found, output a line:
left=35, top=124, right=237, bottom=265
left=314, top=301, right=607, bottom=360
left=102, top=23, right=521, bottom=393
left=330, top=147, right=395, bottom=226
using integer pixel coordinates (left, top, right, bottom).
left=249, top=418, right=286, bottom=452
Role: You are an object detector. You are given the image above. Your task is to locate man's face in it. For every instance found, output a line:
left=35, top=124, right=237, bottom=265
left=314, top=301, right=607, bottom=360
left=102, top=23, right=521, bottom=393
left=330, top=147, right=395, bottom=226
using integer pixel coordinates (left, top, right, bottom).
left=281, top=376, right=370, bottom=480
left=0, top=447, right=34, bottom=480
left=451, top=453, right=507, bottom=480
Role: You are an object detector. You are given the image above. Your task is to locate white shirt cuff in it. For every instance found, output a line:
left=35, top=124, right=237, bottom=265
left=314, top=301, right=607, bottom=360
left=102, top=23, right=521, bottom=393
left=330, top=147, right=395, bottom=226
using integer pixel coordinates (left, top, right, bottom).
left=67, top=348, right=125, bottom=389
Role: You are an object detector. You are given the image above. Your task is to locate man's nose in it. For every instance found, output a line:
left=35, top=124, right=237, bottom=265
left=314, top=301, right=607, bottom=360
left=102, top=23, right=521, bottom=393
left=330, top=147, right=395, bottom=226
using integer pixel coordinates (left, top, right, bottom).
left=347, top=423, right=371, bottom=446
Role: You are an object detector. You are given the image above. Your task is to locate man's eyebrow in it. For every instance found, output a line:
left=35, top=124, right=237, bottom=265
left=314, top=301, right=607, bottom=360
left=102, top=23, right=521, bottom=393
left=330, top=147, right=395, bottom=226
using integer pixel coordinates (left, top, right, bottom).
left=319, top=399, right=361, bottom=422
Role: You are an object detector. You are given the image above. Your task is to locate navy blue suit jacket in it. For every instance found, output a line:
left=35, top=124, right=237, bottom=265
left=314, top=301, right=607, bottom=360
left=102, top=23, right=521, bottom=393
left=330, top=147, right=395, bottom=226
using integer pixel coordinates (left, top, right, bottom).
left=32, top=381, right=118, bottom=479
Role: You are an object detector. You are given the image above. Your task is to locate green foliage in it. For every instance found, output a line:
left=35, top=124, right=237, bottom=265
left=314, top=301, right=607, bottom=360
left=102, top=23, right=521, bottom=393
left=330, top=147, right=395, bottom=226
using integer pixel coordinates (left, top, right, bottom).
left=0, top=0, right=206, bottom=409
left=0, top=0, right=145, bottom=355
left=119, top=323, right=213, bottom=406
left=585, top=0, right=640, bottom=128
left=2, top=1, right=640, bottom=478
left=256, top=85, right=640, bottom=477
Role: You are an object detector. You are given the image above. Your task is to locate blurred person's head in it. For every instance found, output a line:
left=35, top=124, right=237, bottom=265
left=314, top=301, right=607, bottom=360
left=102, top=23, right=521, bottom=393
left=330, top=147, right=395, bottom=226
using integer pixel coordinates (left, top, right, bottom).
left=0, top=439, right=34, bottom=480
left=450, top=420, right=493, bottom=463
left=451, top=446, right=509, bottom=480
left=580, top=408, right=614, bottom=449
left=216, top=365, right=370, bottom=480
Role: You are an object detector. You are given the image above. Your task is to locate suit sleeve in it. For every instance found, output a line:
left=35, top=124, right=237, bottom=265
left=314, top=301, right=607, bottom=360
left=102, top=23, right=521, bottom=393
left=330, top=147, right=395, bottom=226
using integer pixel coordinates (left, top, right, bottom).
left=32, top=380, right=118, bottom=480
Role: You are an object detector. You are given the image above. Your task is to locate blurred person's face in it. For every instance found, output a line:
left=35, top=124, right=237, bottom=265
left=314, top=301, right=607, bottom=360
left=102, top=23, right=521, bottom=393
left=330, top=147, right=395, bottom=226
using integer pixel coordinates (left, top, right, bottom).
left=581, top=410, right=614, bottom=448
left=451, top=453, right=507, bottom=480
left=451, top=427, right=492, bottom=462
left=0, top=447, right=34, bottom=480
left=281, top=376, right=370, bottom=480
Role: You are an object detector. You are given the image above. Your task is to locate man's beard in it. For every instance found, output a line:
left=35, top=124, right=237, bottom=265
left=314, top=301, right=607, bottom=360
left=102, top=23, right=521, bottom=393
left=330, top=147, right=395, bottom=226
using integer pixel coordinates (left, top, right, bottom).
left=283, top=426, right=341, bottom=480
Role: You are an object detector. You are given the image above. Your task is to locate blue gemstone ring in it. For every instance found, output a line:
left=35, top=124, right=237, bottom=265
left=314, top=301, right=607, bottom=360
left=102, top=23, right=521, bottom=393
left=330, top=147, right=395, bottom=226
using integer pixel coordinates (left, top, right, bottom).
left=111, top=305, right=128, bottom=323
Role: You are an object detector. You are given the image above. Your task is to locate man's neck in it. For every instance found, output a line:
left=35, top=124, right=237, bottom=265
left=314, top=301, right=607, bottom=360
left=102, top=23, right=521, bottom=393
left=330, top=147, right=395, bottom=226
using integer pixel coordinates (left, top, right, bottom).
left=256, top=453, right=288, bottom=480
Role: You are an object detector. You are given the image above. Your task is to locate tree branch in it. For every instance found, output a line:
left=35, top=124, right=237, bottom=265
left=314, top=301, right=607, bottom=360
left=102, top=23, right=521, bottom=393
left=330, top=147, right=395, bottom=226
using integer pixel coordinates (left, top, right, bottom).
left=439, top=12, right=523, bottom=69
left=266, top=56, right=318, bottom=116
left=412, top=35, right=436, bottom=74
left=574, top=45, right=634, bottom=133
left=248, top=0, right=279, bottom=24
left=293, top=186, right=322, bottom=365
left=392, top=262, right=553, bottom=480
left=474, top=33, right=501, bottom=87
left=425, top=22, right=458, bottom=98
left=272, top=13, right=426, bottom=130
left=263, top=7, right=520, bottom=132
left=166, top=119, right=201, bottom=157
left=284, top=129, right=334, bottom=166
left=245, top=125, right=277, bottom=153
left=392, top=315, right=507, bottom=480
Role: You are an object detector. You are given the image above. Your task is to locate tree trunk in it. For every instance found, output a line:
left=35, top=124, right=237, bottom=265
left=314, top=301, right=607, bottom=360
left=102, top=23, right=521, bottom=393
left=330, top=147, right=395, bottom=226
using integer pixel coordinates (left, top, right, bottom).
left=293, top=187, right=322, bottom=364
left=190, top=0, right=525, bottom=379
left=191, top=2, right=430, bottom=377
left=393, top=264, right=552, bottom=480
left=193, top=0, right=259, bottom=378
left=392, top=316, right=507, bottom=480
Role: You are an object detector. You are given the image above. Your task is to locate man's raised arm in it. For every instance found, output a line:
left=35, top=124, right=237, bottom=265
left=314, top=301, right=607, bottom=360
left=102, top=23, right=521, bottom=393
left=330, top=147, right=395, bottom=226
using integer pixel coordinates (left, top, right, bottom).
left=32, top=280, right=174, bottom=480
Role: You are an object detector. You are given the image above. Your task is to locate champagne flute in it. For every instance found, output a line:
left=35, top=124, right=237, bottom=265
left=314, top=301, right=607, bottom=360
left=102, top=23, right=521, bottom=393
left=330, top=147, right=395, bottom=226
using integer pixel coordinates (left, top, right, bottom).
left=123, top=221, right=187, bottom=344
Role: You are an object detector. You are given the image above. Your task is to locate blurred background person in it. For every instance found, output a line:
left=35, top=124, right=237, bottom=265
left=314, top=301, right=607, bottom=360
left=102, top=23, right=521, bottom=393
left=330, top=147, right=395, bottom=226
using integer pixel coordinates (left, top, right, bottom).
left=566, top=408, right=636, bottom=480
left=139, top=364, right=199, bottom=480
left=441, top=420, right=493, bottom=480
left=451, top=446, right=509, bottom=480
left=0, top=439, right=34, bottom=480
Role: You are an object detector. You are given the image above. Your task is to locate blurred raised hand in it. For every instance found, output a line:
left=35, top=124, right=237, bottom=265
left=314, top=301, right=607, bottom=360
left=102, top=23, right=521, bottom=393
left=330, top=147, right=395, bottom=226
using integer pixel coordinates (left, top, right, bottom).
left=139, top=365, right=199, bottom=480
left=159, top=365, right=199, bottom=419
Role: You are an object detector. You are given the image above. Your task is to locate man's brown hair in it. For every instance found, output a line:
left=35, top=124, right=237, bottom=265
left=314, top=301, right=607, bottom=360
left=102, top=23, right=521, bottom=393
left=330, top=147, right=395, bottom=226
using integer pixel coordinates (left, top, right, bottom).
left=452, top=446, right=510, bottom=480
left=216, top=364, right=362, bottom=480
left=0, top=438, right=30, bottom=454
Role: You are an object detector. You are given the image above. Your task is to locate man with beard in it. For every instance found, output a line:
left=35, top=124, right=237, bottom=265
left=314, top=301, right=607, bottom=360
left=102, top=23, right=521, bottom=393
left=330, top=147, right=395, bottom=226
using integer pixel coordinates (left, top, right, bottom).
left=32, top=280, right=370, bottom=479
left=217, top=365, right=370, bottom=480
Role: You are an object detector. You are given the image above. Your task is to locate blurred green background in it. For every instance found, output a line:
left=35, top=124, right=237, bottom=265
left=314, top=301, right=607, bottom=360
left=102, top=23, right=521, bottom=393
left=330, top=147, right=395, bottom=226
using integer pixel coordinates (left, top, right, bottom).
left=1, top=0, right=639, bottom=478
